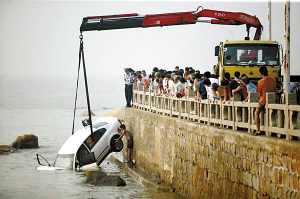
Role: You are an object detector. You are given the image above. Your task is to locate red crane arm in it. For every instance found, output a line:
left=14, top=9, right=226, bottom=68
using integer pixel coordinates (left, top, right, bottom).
left=196, top=9, right=262, bottom=40
left=80, top=7, right=263, bottom=40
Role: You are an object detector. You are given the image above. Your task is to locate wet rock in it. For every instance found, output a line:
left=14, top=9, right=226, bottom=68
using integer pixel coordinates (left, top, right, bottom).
left=85, top=170, right=126, bottom=186
left=11, top=134, right=38, bottom=149
left=81, top=109, right=96, bottom=116
left=104, top=107, right=125, bottom=122
left=0, top=145, right=16, bottom=155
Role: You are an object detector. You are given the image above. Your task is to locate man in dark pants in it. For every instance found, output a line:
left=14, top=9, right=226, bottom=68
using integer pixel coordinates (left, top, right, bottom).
left=124, top=68, right=133, bottom=107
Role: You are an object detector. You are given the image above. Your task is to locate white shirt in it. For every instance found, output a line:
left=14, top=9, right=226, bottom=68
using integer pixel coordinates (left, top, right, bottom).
left=124, top=73, right=133, bottom=85
left=205, top=85, right=215, bottom=99
left=209, top=78, right=219, bottom=85
left=168, top=80, right=175, bottom=92
left=247, top=82, right=257, bottom=93
left=176, top=82, right=185, bottom=93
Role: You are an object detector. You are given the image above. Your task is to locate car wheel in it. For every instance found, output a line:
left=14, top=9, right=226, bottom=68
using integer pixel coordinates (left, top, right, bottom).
left=111, top=136, right=123, bottom=152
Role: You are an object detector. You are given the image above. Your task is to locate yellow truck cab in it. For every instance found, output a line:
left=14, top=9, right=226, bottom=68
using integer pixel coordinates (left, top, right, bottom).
left=215, top=40, right=281, bottom=84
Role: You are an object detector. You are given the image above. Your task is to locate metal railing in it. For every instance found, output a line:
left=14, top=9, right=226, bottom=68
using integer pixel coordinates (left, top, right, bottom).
left=132, top=85, right=300, bottom=140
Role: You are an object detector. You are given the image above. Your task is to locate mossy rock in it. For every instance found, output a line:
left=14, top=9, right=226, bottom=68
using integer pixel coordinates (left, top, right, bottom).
left=11, top=134, right=38, bottom=149
left=86, top=170, right=126, bottom=186
left=0, top=145, right=16, bottom=154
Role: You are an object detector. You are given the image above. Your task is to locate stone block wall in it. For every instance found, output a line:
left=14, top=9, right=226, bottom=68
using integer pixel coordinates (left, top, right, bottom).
left=125, top=108, right=300, bottom=198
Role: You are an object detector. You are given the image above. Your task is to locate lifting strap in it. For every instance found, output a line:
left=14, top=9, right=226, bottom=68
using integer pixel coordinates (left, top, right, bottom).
left=72, top=33, right=94, bottom=141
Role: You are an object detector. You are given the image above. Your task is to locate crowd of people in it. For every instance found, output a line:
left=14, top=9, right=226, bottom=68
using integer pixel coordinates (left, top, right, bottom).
left=124, top=65, right=279, bottom=136
left=124, top=66, right=259, bottom=105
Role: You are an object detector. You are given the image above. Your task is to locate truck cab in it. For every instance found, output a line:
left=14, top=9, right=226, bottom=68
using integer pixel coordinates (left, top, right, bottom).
left=215, top=40, right=281, bottom=84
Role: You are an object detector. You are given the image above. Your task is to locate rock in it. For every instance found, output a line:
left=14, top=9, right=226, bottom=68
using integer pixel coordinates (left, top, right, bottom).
left=11, top=134, right=38, bottom=149
left=104, top=107, right=125, bottom=122
left=81, top=109, right=96, bottom=116
left=85, top=170, right=126, bottom=186
left=0, top=145, right=16, bottom=155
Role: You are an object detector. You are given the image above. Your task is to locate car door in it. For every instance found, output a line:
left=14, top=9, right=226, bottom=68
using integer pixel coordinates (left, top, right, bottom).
left=84, top=128, right=108, bottom=164
left=76, top=144, right=95, bottom=167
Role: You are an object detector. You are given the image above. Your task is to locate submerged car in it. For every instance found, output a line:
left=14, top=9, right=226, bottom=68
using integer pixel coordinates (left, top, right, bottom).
left=37, top=117, right=123, bottom=170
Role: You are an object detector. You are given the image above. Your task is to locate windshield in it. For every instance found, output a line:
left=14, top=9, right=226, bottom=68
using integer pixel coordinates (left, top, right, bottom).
left=223, top=44, right=279, bottom=66
left=53, top=154, right=74, bottom=169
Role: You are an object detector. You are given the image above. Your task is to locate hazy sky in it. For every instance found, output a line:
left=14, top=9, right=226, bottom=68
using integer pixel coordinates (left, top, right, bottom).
left=0, top=0, right=299, bottom=79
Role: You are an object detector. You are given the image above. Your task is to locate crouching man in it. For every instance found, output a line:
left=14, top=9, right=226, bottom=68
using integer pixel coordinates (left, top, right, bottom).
left=117, top=124, right=133, bottom=163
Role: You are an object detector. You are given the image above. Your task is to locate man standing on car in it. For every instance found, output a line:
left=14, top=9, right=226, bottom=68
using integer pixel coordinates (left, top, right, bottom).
left=118, top=124, right=133, bottom=163
left=124, top=68, right=133, bottom=107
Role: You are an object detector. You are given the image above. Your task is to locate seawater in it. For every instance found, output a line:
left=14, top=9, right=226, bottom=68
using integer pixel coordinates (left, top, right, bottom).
left=0, top=76, right=184, bottom=199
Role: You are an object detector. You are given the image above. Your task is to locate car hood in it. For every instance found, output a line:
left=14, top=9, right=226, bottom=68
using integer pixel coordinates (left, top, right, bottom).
left=57, top=128, right=91, bottom=155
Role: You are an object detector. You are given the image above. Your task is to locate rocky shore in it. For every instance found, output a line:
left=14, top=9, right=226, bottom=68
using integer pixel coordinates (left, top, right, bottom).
left=0, top=134, right=38, bottom=155
left=0, top=145, right=16, bottom=155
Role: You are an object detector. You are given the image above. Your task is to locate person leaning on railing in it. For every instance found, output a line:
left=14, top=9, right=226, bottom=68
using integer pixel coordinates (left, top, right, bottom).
left=168, top=73, right=177, bottom=96
left=153, top=72, right=162, bottom=96
left=254, top=66, right=276, bottom=136
left=241, top=75, right=256, bottom=102
left=220, top=79, right=229, bottom=102
left=136, top=74, right=144, bottom=90
left=224, top=72, right=232, bottom=101
left=141, top=70, right=150, bottom=89
left=163, top=74, right=171, bottom=94
left=193, top=73, right=201, bottom=100
left=175, top=77, right=186, bottom=98
left=197, top=71, right=213, bottom=101
left=232, top=79, right=248, bottom=101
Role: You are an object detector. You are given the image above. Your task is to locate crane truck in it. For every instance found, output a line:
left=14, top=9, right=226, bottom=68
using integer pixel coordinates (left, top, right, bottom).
left=80, top=6, right=281, bottom=85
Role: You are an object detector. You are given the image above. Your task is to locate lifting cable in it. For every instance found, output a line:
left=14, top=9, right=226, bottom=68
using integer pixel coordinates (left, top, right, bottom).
left=71, top=33, right=94, bottom=142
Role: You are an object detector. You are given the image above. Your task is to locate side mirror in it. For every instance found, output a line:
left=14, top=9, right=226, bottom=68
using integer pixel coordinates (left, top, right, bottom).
left=215, top=46, right=220, bottom=56
left=36, top=154, right=51, bottom=166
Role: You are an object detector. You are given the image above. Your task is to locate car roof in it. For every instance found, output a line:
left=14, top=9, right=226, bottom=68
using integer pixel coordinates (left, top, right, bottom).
left=57, top=117, right=119, bottom=155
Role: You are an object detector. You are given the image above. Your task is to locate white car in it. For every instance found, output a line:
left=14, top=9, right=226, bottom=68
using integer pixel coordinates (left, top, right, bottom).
left=37, top=117, right=123, bottom=170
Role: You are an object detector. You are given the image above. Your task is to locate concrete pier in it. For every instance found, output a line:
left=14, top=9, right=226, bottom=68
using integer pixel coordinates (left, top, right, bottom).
left=124, top=88, right=300, bottom=198
left=125, top=108, right=300, bottom=198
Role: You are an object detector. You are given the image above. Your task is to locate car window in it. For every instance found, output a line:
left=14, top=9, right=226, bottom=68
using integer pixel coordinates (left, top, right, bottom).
left=85, top=128, right=106, bottom=149
left=53, top=154, right=74, bottom=169
left=93, top=122, right=108, bottom=128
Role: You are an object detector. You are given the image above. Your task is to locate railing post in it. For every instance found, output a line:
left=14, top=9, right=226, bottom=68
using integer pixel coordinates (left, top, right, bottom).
left=285, top=93, right=297, bottom=140
left=232, top=99, right=236, bottom=130
left=247, top=93, right=251, bottom=133
left=207, top=99, right=210, bottom=125
left=249, top=92, right=259, bottom=134
left=265, top=92, right=276, bottom=136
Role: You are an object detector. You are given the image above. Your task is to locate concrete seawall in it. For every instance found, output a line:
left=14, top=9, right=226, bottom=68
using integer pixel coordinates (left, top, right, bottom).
left=125, top=108, right=300, bottom=198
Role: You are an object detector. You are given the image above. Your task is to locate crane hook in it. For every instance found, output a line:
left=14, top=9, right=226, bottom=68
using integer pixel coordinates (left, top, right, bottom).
left=194, top=6, right=203, bottom=13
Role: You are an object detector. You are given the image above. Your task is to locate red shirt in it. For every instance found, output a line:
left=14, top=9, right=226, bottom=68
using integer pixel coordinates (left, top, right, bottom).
left=239, top=83, right=248, bottom=101
left=256, top=76, right=276, bottom=105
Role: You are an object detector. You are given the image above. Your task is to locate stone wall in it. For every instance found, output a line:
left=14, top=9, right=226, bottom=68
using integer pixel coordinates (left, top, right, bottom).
left=125, top=108, right=300, bottom=198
